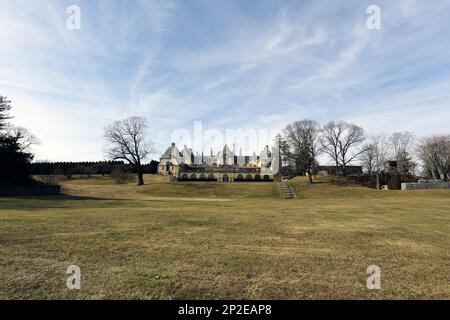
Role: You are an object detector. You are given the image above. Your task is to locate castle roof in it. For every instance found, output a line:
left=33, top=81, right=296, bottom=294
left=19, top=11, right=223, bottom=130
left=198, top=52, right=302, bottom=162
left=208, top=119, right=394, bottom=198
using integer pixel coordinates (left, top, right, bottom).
left=161, top=143, right=181, bottom=159
left=222, top=144, right=233, bottom=155
left=182, top=145, right=193, bottom=157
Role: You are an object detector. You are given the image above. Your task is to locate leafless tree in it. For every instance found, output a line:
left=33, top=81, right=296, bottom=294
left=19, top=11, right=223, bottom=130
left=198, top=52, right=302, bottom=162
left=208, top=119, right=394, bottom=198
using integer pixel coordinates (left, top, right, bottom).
left=363, top=134, right=390, bottom=189
left=320, top=121, right=344, bottom=176
left=321, top=121, right=366, bottom=176
left=417, top=134, right=450, bottom=181
left=1, top=96, right=40, bottom=152
left=388, top=131, right=416, bottom=176
left=5, top=126, right=41, bottom=152
left=284, top=119, right=322, bottom=184
left=361, top=144, right=375, bottom=176
left=104, top=116, right=154, bottom=185
left=110, top=165, right=129, bottom=184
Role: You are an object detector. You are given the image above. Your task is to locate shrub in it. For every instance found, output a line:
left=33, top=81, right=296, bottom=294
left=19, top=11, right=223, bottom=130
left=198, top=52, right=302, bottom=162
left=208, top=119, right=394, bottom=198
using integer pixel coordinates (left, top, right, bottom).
left=111, top=165, right=129, bottom=184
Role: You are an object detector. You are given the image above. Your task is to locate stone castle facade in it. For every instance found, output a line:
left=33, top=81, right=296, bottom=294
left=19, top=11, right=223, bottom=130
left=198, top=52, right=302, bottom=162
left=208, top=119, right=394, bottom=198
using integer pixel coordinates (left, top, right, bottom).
left=158, top=143, right=276, bottom=182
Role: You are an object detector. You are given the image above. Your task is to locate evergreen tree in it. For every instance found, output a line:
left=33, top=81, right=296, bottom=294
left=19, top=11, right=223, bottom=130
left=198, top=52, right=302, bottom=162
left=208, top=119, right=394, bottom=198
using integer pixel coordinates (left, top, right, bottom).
left=0, top=135, right=33, bottom=184
left=0, top=96, right=12, bottom=130
left=0, top=96, right=34, bottom=185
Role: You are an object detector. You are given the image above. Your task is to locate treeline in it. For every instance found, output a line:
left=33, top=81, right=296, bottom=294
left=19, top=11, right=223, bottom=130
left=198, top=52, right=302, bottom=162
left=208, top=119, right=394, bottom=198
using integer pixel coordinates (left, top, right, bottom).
left=279, top=119, right=450, bottom=187
left=31, top=160, right=159, bottom=176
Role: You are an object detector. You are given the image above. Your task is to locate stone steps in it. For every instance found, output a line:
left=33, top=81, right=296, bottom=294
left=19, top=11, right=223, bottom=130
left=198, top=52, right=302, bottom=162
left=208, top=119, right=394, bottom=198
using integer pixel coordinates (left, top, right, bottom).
left=280, top=182, right=296, bottom=199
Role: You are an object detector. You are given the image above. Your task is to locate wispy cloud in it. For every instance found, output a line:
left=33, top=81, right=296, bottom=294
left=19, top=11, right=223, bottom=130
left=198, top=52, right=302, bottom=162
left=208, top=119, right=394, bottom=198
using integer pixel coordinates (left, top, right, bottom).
left=1, top=0, right=449, bottom=160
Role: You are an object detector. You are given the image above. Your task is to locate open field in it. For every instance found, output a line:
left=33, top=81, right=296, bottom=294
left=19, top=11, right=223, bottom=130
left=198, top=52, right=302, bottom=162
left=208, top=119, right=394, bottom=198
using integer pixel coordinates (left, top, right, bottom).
left=0, top=175, right=449, bottom=299
left=58, top=174, right=280, bottom=200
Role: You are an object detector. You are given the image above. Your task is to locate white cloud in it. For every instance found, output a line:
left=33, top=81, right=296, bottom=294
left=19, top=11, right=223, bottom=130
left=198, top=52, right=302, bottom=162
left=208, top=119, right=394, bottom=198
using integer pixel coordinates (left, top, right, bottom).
left=1, top=0, right=449, bottom=161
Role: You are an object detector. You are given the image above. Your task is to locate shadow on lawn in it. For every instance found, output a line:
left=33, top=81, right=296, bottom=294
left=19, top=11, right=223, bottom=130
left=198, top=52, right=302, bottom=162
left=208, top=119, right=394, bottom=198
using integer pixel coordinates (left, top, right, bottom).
left=302, top=176, right=359, bottom=187
left=0, top=193, right=124, bottom=211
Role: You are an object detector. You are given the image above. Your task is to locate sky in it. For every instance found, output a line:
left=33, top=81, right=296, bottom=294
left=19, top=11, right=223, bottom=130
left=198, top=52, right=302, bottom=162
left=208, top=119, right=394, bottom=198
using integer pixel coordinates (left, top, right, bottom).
left=1, top=0, right=450, bottom=162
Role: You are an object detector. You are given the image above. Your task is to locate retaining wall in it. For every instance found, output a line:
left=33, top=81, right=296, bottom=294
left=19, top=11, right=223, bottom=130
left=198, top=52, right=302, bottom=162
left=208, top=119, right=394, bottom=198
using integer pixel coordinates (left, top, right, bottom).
left=401, top=182, right=450, bottom=190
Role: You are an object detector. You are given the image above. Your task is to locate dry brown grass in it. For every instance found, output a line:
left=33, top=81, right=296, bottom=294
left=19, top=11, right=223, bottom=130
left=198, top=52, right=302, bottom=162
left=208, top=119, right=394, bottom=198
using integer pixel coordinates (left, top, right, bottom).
left=0, top=175, right=448, bottom=299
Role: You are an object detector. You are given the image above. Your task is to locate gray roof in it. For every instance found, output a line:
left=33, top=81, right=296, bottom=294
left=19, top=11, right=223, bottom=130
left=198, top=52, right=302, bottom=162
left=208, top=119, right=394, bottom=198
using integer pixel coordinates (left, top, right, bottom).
left=161, top=143, right=181, bottom=159
left=223, top=144, right=233, bottom=155
left=161, top=146, right=173, bottom=159
left=182, top=145, right=193, bottom=157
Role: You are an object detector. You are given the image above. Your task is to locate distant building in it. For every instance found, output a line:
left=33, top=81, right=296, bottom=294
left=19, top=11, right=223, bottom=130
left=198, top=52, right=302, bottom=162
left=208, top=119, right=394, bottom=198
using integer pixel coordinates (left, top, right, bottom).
left=158, top=143, right=276, bottom=182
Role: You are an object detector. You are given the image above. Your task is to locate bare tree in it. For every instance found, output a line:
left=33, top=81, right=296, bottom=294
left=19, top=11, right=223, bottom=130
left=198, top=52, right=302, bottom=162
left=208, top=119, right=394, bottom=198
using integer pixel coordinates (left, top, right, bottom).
left=366, top=134, right=390, bottom=189
left=361, top=144, right=375, bottom=176
left=5, top=126, right=41, bottom=152
left=110, top=164, right=129, bottom=184
left=1, top=97, right=40, bottom=152
left=104, top=116, right=154, bottom=185
left=284, top=119, right=322, bottom=184
left=417, top=134, right=450, bottom=181
left=388, top=131, right=416, bottom=176
left=320, top=121, right=344, bottom=176
left=321, top=121, right=366, bottom=176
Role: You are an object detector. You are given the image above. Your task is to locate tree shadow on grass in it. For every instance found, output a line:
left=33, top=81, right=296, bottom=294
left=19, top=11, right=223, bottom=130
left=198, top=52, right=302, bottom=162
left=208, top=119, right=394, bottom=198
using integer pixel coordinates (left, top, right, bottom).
left=0, top=193, right=125, bottom=211
left=0, top=193, right=112, bottom=201
left=292, top=176, right=356, bottom=187
left=308, top=175, right=365, bottom=187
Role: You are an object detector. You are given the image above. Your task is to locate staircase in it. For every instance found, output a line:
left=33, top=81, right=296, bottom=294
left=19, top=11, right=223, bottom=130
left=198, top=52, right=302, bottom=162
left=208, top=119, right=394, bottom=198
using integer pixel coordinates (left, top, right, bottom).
left=280, top=181, right=296, bottom=199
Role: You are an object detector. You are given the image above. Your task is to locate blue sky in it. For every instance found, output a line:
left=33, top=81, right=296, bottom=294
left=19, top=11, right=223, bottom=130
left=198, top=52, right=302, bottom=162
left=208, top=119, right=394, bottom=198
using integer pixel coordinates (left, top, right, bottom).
left=1, top=0, right=450, bottom=161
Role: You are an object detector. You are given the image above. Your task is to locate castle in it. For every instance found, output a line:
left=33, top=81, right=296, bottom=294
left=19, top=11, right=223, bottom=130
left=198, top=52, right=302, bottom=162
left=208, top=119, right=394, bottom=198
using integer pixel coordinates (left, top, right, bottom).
left=158, top=143, right=277, bottom=182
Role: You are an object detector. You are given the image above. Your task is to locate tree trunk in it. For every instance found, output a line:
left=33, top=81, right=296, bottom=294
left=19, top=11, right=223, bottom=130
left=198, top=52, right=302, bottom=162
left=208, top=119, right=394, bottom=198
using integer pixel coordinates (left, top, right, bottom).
left=307, top=168, right=313, bottom=184
left=342, top=163, right=347, bottom=177
left=137, top=167, right=144, bottom=185
left=376, top=173, right=380, bottom=190
left=430, top=167, right=437, bottom=180
left=335, top=158, right=339, bottom=178
left=312, top=161, right=317, bottom=180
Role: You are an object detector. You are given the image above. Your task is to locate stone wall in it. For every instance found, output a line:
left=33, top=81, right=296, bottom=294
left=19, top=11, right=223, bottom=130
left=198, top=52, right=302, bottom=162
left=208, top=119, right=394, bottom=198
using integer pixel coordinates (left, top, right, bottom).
left=401, top=182, right=450, bottom=190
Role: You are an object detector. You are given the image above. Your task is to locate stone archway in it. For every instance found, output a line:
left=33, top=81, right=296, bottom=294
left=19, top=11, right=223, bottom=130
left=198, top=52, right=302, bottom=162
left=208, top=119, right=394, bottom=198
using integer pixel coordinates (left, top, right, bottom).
left=190, top=173, right=197, bottom=180
left=199, top=174, right=206, bottom=181
left=236, top=174, right=244, bottom=181
left=246, top=174, right=253, bottom=181
left=223, top=174, right=229, bottom=182
left=207, top=174, right=216, bottom=181
left=255, top=174, right=261, bottom=181
left=181, top=173, right=189, bottom=180
left=263, top=175, right=270, bottom=181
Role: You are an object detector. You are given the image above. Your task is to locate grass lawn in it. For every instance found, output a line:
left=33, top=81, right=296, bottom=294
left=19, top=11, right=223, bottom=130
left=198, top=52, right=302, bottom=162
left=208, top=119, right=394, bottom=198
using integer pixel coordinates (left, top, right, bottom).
left=0, top=175, right=449, bottom=299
